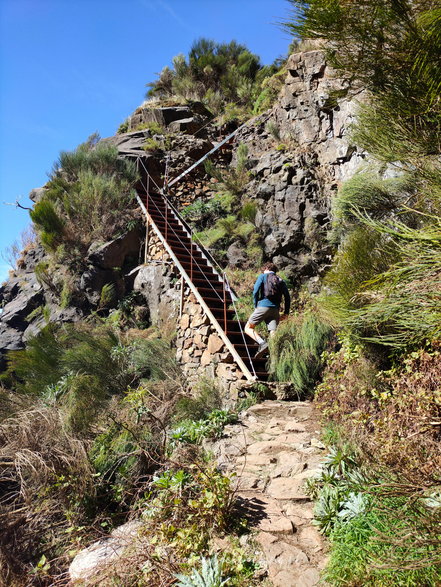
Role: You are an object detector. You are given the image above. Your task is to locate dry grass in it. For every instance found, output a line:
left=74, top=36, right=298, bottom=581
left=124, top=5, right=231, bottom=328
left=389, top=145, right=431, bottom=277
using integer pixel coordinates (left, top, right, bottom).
left=317, top=343, right=441, bottom=486
left=0, top=405, right=94, bottom=583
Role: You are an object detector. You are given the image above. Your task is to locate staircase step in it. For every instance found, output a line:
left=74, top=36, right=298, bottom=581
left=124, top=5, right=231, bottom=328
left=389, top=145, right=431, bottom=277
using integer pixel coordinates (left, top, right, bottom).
left=181, top=259, right=213, bottom=274
left=210, top=308, right=236, bottom=319
left=193, top=281, right=225, bottom=294
left=151, top=221, right=187, bottom=237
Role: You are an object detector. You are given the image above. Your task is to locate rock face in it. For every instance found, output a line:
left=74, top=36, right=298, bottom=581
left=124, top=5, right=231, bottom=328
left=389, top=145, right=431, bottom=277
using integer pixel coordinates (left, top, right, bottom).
left=0, top=229, right=143, bottom=370
left=128, top=102, right=211, bottom=135
left=235, top=50, right=366, bottom=286
left=1, top=49, right=364, bottom=383
left=0, top=246, right=47, bottom=368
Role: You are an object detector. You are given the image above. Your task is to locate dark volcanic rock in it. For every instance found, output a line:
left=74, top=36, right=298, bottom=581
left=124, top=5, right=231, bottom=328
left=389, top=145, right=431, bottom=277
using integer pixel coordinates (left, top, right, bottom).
left=129, top=102, right=211, bottom=133
left=227, top=242, right=248, bottom=268
left=87, top=229, right=142, bottom=270
left=80, top=267, right=124, bottom=306
left=19, top=243, right=46, bottom=272
left=0, top=324, right=24, bottom=370
left=1, top=278, right=43, bottom=329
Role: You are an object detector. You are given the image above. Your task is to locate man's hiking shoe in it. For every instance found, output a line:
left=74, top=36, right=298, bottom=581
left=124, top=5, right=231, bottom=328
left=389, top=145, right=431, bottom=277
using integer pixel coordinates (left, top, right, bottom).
left=254, top=342, right=269, bottom=358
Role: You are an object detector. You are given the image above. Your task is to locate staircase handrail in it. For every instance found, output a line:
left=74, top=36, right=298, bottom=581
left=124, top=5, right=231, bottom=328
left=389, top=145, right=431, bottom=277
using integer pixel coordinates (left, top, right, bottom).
left=136, top=157, right=228, bottom=286
left=135, top=189, right=257, bottom=381
left=135, top=173, right=260, bottom=380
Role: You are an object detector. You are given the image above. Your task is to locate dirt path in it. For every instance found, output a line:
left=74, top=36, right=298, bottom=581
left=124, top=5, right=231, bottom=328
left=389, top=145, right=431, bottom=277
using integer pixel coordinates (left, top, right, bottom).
left=210, top=400, right=328, bottom=586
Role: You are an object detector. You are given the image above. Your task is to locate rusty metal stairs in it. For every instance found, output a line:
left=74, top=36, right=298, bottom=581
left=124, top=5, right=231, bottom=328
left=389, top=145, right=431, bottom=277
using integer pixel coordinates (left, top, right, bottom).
left=135, top=174, right=269, bottom=382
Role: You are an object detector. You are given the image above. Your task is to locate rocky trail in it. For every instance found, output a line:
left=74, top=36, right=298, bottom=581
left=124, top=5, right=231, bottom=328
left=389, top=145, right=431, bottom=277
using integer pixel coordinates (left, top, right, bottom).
left=209, top=400, right=328, bottom=586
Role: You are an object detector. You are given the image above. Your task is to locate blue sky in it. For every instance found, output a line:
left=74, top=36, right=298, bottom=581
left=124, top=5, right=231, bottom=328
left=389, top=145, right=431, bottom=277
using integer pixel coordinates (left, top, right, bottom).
left=0, top=0, right=293, bottom=282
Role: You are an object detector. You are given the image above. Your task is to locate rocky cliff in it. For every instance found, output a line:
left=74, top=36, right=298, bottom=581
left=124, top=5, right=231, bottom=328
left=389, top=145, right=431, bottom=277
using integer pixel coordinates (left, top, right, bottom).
left=0, top=49, right=364, bottom=374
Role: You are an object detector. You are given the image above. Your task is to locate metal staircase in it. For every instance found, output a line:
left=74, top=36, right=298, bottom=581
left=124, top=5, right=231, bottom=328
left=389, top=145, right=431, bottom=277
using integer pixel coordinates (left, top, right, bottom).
left=135, top=157, right=269, bottom=382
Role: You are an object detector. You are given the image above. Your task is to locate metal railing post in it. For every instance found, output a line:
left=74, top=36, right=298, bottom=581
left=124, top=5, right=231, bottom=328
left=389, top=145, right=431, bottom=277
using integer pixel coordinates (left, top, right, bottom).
left=165, top=199, right=168, bottom=241
left=190, top=241, right=193, bottom=281
left=223, top=273, right=227, bottom=333
left=144, top=219, right=149, bottom=264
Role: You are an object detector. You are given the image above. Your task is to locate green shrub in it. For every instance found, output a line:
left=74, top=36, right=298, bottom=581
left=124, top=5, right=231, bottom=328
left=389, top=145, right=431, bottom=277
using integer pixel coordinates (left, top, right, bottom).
left=6, top=323, right=143, bottom=399
left=146, top=37, right=281, bottom=120
left=32, top=138, right=138, bottom=260
left=204, top=144, right=249, bottom=199
left=143, top=137, right=164, bottom=152
left=173, top=378, right=222, bottom=422
left=117, top=119, right=129, bottom=134
left=144, top=121, right=165, bottom=135
left=321, top=226, right=398, bottom=321
left=99, top=282, right=116, bottom=309
left=124, top=337, right=182, bottom=382
left=181, top=197, right=225, bottom=228
left=265, top=121, right=281, bottom=141
left=58, top=373, right=108, bottom=434
left=239, top=200, right=257, bottom=225
left=269, top=310, right=334, bottom=393
left=333, top=171, right=417, bottom=231
left=30, top=200, right=64, bottom=251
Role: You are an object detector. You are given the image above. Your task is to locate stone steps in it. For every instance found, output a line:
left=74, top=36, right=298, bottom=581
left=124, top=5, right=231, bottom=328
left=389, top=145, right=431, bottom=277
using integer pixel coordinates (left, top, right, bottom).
left=207, top=400, right=328, bottom=586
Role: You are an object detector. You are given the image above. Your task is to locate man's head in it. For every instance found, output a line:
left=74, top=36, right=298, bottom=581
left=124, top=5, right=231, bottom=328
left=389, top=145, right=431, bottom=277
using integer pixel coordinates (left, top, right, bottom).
left=261, top=261, right=278, bottom=273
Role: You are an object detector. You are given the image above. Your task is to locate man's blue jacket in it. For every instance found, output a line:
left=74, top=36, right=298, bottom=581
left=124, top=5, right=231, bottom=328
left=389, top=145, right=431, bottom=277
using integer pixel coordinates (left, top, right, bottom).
left=253, top=271, right=290, bottom=313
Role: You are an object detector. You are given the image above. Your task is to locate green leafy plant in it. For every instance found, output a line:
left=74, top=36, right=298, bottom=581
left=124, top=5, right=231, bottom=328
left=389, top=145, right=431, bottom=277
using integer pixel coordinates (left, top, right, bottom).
left=175, top=555, right=229, bottom=587
left=171, top=410, right=237, bottom=445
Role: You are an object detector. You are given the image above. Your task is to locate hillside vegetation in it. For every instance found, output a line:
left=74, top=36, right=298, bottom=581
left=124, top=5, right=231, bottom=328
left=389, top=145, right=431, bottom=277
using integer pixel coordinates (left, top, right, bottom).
left=0, top=2, right=440, bottom=585
left=278, top=1, right=441, bottom=584
left=146, top=37, right=286, bottom=121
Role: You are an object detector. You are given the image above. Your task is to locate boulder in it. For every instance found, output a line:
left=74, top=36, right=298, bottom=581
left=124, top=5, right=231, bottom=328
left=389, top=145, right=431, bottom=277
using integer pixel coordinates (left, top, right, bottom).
left=69, top=521, right=143, bottom=582
left=0, top=280, right=43, bottom=329
left=0, top=321, right=25, bottom=370
left=227, top=241, right=247, bottom=268
left=29, top=187, right=46, bottom=203
left=133, top=264, right=179, bottom=326
left=168, top=118, right=201, bottom=134
left=79, top=267, right=123, bottom=306
left=87, top=229, right=142, bottom=270
left=129, top=103, right=211, bottom=131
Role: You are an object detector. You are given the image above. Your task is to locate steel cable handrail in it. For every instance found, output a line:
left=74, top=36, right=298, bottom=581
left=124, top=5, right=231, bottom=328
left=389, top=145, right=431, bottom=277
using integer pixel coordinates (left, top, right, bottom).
left=138, top=176, right=226, bottom=306
left=134, top=127, right=268, bottom=377
left=136, top=157, right=227, bottom=281
left=223, top=272, right=257, bottom=378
